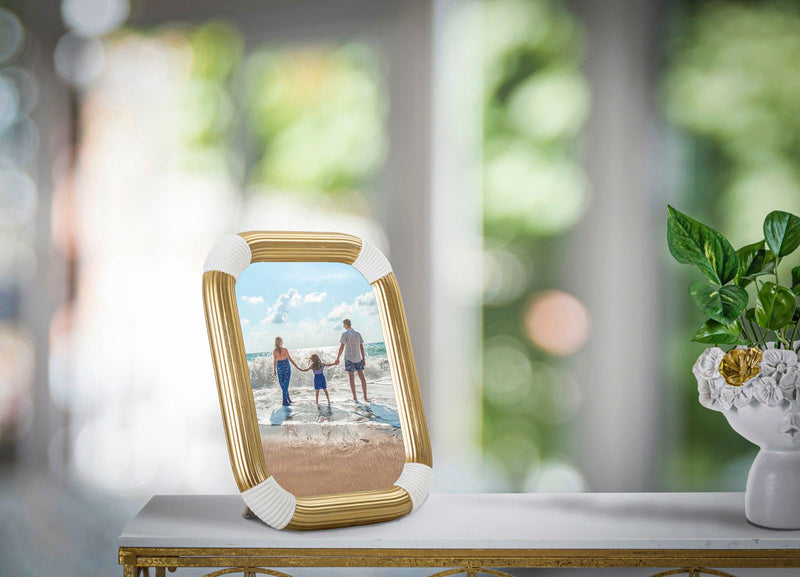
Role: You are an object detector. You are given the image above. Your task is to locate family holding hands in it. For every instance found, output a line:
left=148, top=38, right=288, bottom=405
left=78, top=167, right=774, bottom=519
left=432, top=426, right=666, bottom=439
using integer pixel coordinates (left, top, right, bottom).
left=272, top=319, right=370, bottom=407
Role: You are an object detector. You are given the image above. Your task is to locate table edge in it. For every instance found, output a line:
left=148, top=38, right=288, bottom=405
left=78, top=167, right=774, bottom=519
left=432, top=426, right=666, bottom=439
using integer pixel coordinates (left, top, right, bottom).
left=118, top=546, right=800, bottom=569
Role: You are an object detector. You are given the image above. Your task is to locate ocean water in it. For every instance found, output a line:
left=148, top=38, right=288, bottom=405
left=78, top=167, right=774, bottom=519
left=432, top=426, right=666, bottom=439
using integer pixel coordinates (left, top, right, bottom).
left=247, top=343, right=401, bottom=442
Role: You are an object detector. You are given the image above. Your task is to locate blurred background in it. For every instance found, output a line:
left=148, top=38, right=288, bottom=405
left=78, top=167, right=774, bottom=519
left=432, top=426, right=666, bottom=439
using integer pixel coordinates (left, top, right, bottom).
left=1, top=0, right=799, bottom=575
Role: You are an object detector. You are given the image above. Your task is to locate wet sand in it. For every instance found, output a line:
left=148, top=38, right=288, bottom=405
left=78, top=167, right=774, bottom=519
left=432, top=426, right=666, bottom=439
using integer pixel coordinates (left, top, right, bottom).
left=261, top=432, right=405, bottom=497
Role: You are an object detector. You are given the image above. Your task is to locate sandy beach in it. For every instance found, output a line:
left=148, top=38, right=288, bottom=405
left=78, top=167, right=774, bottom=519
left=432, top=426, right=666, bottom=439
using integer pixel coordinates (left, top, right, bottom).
left=250, top=342, right=405, bottom=497
left=262, top=429, right=405, bottom=497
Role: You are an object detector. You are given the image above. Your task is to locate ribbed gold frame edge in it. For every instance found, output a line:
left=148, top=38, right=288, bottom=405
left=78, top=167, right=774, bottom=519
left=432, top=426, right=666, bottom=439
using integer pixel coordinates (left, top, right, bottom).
left=202, top=231, right=432, bottom=530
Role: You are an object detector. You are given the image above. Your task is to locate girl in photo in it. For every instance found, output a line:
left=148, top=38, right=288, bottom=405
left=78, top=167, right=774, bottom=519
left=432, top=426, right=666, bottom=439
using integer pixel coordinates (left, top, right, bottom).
left=300, top=353, right=337, bottom=406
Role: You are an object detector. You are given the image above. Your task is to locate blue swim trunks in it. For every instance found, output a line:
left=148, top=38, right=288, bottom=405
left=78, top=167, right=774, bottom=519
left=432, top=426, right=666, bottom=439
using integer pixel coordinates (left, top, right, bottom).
left=345, top=359, right=365, bottom=372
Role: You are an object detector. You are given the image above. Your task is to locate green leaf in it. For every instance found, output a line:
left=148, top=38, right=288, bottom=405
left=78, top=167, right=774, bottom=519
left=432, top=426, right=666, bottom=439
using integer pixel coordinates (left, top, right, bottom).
left=736, top=241, right=775, bottom=286
left=792, top=266, right=800, bottom=295
left=667, top=206, right=738, bottom=285
left=745, top=307, right=757, bottom=322
left=691, top=318, right=742, bottom=344
left=743, top=259, right=776, bottom=282
left=688, top=281, right=748, bottom=324
left=755, top=281, right=797, bottom=330
left=764, top=210, right=800, bottom=258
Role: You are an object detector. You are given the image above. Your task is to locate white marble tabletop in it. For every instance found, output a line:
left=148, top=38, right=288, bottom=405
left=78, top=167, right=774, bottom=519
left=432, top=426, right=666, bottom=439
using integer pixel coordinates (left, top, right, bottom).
left=118, top=493, right=800, bottom=550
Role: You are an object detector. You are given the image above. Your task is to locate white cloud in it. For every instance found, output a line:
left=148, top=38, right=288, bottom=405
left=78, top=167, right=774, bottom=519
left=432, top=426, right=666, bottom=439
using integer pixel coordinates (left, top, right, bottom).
left=326, top=301, right=354, bottom=321
left=240, top=296, right=264, bottom=304
left=304, top=291, right=327, bottom=303
left=355, top=291, right=376, bottom=308
left=261, top=288, right=302, bottom=324
left=324, top=291, right=378, bottom=328
left=354, top=291, right=377, bottom=315
left=240, top=318, right=250, bottom=325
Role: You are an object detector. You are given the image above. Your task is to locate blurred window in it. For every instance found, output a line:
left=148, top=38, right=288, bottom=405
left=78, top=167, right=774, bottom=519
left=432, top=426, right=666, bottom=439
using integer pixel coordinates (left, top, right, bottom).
left=663, top=1, right=800, bottom=490
left=237, top=39, right=389, bottom=242
left=54, top=21, right=388, bottom=494
left=0, top=6, right=36, bottom=457
left=479, top=0, right=591, bottom=491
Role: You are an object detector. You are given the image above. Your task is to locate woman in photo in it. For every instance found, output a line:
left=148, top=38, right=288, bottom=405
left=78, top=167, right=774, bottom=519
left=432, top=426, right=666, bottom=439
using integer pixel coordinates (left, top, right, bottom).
left=273, top=336, right=300, bottom=406
left=300, top=353, right=338, bottom=406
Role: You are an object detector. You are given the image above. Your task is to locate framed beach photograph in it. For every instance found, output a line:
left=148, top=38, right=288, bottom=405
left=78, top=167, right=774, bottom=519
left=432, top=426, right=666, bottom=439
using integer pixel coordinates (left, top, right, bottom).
left=202, top=231, right=433, bottom=530
left=237, top=261, right=404, bottom=497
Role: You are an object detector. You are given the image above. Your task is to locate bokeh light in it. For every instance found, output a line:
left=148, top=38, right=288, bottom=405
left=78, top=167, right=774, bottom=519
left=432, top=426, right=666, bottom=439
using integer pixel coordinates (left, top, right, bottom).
left=2, top=67, right=38, bottom=118
left=189, top=22, right=243, bottom=81
left=484, top=143, right=588, bottom=236
left=0, top=168, right=36, bottom=226
left=0, top=8, right=24, bottom=64
left=507, top=68, right=590, bottom=142
left=0, top=117, right=38, bottom=166
left=529, top=361, right=582, bottom=424
left=54, top=33, right=105, bottom=87
left=524, top=289, right=590, bottom=356
left=0, top=74, right=19, bottom=132
left=483, top=336, right=534, bottom=404
left=720, top=165, right=800, bottom=247
left=245, top=42, right=386, bottom=195
left=484, top=420, right=541, bottom=481
left=61, top=0, right=129, bottom=38
left=482, top=242, right=530, bottom=305
left=524, top=460, right=586, bottom=492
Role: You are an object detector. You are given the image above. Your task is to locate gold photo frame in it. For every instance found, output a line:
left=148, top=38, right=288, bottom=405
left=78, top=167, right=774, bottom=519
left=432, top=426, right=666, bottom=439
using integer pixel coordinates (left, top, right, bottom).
left=202, top=231, right=433, bottom=530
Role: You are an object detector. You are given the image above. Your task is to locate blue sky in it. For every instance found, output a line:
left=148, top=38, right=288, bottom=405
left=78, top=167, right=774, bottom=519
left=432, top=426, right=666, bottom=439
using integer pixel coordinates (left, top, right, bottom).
left=235, top=262, right=383, bottom=352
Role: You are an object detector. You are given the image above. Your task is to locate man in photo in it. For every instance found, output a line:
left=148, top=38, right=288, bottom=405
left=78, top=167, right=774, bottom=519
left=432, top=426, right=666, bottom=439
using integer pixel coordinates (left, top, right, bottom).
left=336, top=318, right=369, bottom=402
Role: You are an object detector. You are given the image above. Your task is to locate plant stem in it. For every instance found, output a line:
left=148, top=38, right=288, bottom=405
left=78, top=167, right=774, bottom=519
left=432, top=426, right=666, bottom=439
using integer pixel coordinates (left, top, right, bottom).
left=740, top=321, right=750, bottom=344
left=777, top=328, right=791, bottom=349
left=749, top=318, right=765, bottom=347
left=741, top=319, right=752, bottom=345
left=748, top=317, right=767, bottom=347
left=790, top=315, right=800, bottom=348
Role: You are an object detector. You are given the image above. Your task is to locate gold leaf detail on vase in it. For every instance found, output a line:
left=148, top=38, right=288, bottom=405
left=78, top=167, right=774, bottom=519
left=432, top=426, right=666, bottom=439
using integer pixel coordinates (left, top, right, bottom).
left=719, top=348, right=763, bottom=386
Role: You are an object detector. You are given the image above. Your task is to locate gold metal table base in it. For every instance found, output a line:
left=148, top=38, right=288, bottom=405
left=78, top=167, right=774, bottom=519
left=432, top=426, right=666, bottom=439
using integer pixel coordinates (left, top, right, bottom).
left=119, top=547, right=800, bottom=576
left=130, top=568, right=741, bottom=577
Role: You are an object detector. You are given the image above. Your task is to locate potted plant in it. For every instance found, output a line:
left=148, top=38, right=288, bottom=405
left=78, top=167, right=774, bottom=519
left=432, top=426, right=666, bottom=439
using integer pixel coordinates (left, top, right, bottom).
left=668, top=206, right=800, bottom=529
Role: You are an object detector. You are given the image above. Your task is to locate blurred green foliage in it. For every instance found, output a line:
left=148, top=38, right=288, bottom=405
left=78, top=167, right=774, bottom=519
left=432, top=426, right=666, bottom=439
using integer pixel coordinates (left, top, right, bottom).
left=169, top=21, right=243, bottom=177
left=663, top=0, right=800, bottom=489
left=245, top=43, right=386, bottom=195
left=664, top=1, right=800, bottom=245
left=665, top=3, right=800, bottom=171
left=138, top=20, right=386, bottom=198
left=482, top=0, right=589, bottom=241
left=480, top=0, right=589, bottom=489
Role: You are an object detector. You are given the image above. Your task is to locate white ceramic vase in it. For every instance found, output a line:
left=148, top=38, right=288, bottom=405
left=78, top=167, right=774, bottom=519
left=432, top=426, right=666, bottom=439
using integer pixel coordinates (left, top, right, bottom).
left=693, top=345, right=800, bottom=529
left=724, top=403, right=800, bottom=529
